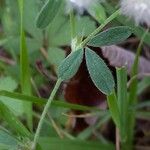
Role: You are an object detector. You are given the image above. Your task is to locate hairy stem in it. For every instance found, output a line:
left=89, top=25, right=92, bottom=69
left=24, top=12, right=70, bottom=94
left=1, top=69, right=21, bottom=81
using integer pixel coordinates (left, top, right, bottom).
left=31, top=79, right=62, bottom=150
left=80, top=9, right=120, bottom=47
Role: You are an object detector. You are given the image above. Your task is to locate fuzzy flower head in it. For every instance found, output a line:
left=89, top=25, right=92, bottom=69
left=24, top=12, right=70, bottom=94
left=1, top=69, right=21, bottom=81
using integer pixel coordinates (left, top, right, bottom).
left=66, top=0, right=98, bottom=14
left=120, top=0, right=150, bottom=26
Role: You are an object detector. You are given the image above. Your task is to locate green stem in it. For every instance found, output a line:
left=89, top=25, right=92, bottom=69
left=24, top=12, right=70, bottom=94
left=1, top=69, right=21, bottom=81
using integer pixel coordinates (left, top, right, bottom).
left=31, top=79, right=62, bottom=150
left=80, top=9, right=120, bottom=47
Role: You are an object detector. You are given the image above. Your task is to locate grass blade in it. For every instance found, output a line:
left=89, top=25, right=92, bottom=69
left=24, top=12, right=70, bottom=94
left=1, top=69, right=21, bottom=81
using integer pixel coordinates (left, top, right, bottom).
left=0, top=90, right=100, bottom=112
left=39, top=137, right=115, bottom=150
left=18, top=0, right=32, bottom=131
left=116, top=67, right=128, bottom=141
left=0, top=102, right=30, bottom=137
left=107, top=91, right=120, bottom=129
left=127, top=29, right=148, bottom=147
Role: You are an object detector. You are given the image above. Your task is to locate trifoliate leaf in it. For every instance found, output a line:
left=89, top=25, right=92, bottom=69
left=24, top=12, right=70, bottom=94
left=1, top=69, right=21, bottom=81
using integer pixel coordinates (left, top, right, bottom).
left=58, top=49, right=83, bottom=80
left=85, top=48, right=115, bottom=95
left=87, top=26, right=132, bottom=47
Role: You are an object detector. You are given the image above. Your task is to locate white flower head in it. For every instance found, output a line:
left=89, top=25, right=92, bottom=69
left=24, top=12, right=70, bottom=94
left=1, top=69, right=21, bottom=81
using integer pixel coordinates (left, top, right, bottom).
left=120, top=0, right=150, bottom=26
left=66, top=0, right=99, bottom=14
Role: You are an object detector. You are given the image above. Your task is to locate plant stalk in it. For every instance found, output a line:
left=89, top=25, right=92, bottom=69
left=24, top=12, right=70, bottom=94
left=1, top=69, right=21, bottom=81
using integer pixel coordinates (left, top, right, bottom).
left=31, top=79, right=62, bottom=150
left=80, top=9, right=120, bottom=47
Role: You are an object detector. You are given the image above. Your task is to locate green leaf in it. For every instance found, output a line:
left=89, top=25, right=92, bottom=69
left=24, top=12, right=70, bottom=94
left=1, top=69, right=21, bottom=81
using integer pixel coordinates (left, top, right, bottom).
left=48, top=15, right=96, bottom=47
left=103, top=3, right=150, bottom=46
left=18, top=0, right=32, bottom=130
left=0, top=76, right=24, bottom=116
left=127, top=26, right=148, bottom=145
left=24, top=0, right=43, bottom=40
left=85, top=48, right=115, bottom=95
left=116, top=67, right=128, bottom=140
left=107, top=91, right=120, bottom=128
left=39, top=137, right=115, bottom=150
left=20, top=29, right=31, bottom=96
left=0, top=96, right=24, bottom=116
left=0, top=38, right=7, bottom=46
left=0, top=129, right=18, bottom=149
left=87, top=26, right=132, bottom=47
left=87, top=3, right=106, bottom=23
left=58, top=49, right=83, bottom=80
left=0, top=76, right=17, bottom=92
left=48, top=47, right=65, bottom=69
left=0, top=102, right=31, bottom=137
left=0, top=90, right=100, bottom=112
left=36, top=0, right=62, bottom=29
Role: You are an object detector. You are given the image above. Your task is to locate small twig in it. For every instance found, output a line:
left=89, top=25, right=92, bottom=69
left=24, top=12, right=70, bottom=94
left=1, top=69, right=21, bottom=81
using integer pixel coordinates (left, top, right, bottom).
left=93, top=131, right=108, bottom=144
left=60, top=130, right=75, bottom=140
left=47, top=113, right=64, bottom=139
left=34, top=112, right=74, bottom=139
left=62, top=112, right=98, bottom=118
left=40, top=47, right=49, bottom=60
left=36, top=60, right=57, bottom=81
left=39, top=47, right=57, bottom=80
left=30, top=78, right=41, bottom=97
left=80, top=9, right=120, bottom=48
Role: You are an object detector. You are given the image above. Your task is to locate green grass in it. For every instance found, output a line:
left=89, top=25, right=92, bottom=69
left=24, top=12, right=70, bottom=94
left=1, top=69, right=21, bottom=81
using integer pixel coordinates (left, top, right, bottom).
left=17, top=0, right=33, bottom=131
